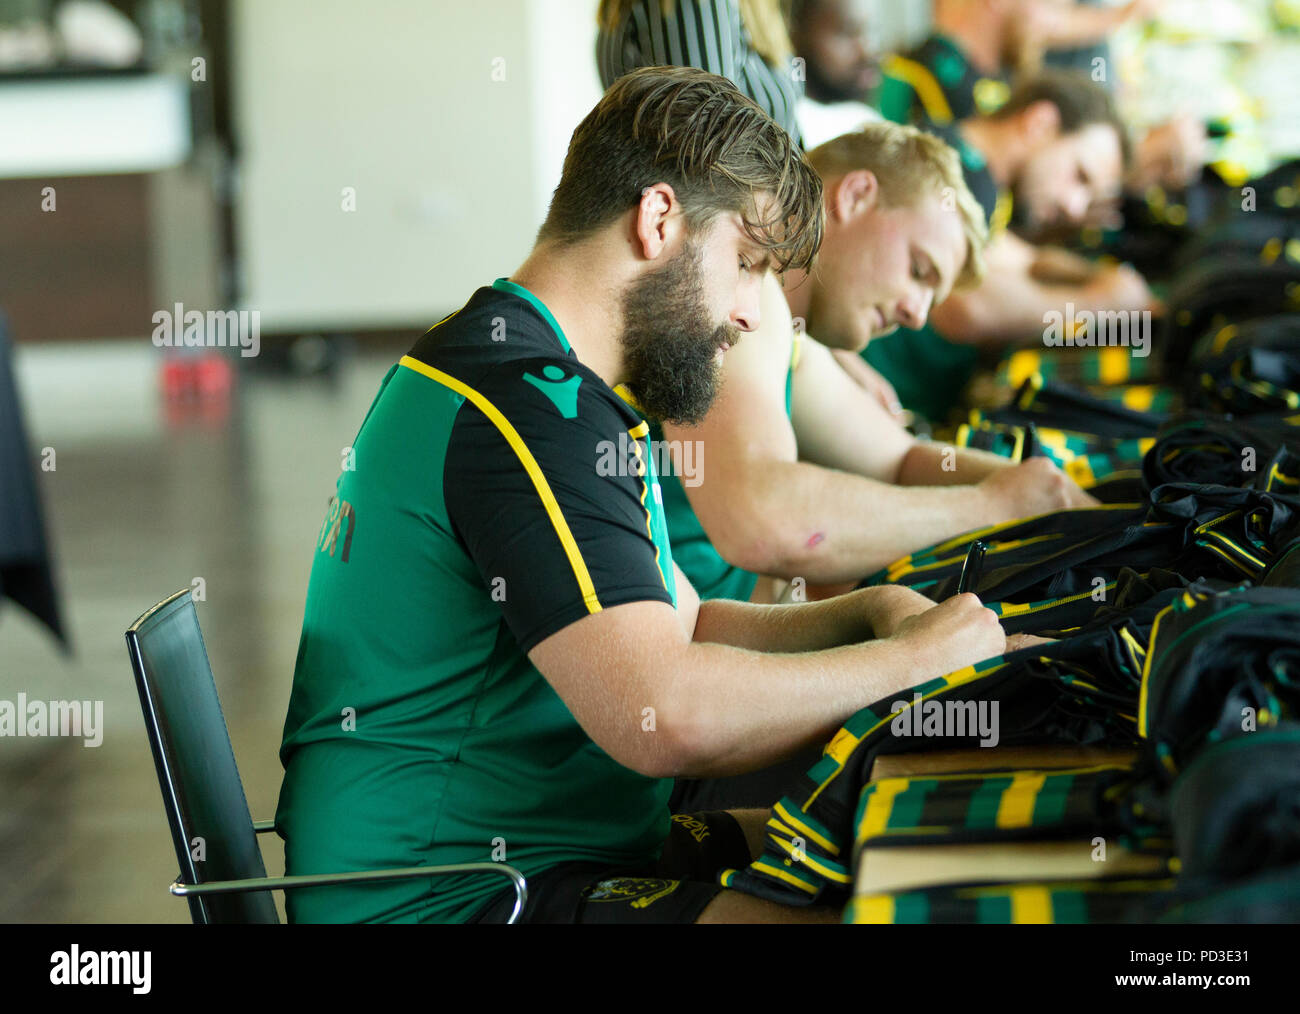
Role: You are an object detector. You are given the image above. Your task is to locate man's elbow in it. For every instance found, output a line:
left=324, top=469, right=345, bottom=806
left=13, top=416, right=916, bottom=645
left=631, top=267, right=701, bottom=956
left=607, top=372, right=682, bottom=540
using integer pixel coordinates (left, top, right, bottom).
left=713, top=506, right=807, bottom=579
left=616, top=704, right=713, bottom=780
left=930, top=296, right=986, bottom=344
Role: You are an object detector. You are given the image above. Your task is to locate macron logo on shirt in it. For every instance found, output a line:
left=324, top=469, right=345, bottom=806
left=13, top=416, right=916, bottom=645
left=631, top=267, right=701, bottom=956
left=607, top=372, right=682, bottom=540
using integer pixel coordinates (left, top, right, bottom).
left=523, top=365, right=583, bottom=419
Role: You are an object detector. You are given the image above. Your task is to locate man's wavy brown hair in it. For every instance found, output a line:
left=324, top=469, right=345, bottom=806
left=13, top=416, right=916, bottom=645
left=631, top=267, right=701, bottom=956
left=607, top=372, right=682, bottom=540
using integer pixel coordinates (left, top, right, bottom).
left=538, top=66, right=823, bottom=274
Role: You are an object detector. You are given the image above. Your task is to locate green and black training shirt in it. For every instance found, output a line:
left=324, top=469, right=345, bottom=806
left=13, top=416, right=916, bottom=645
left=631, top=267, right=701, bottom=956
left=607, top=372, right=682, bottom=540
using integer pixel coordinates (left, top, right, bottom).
left=275, top=279, right=679, bottom=923
left=878, top=32, right=1012, bottom=128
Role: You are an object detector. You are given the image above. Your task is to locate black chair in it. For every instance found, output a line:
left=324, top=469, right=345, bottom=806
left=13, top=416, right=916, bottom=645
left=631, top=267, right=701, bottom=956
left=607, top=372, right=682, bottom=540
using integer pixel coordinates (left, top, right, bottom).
left=126, top=588, right=527, bottom=923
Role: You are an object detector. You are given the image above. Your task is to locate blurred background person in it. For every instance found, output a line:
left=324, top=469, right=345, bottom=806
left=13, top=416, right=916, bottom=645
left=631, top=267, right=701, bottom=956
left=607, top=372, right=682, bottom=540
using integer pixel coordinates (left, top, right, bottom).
left=788, top=0, right=886, bottom=149
left=878, top=0, right=1162, bottom=126
left=597, top=0, right=804, bottom=142
left=875, top=0, right=1205, bottom=197
left=862, top=71, right=1158, bottom=421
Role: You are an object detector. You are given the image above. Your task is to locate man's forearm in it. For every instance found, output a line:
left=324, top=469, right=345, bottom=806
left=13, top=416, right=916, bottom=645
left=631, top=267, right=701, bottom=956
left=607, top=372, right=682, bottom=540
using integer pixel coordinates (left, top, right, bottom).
left=1030, top=245, right=1101, bottom=285
left=936, top=271, right=1148, bottom=347
left=726, top=460, right=1000, bottom=584
left=692, top=586, right=916, bottom=653
left=896, top=442, right=1014, bottom=487
left=667, top=635, right=944, bottom=779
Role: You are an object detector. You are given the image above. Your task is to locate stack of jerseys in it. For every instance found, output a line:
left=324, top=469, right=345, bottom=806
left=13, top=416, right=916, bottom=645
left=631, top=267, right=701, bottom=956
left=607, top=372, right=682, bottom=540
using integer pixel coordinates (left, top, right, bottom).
left=861, top=478, right=1300, bottom=634
left=1078, top=159, right=1300, bottom=283
left=980, top=375, right=1168, bottom=442
left=956, top=372, right=1300, bottom=500
left=1161, top=224, right=1300, bottom=376
left=1185, top=316, right=1300, bottom=415
left=712, top=417, right=1300, bottom=921
left=1142, top=414, right=1300, bottom=492
left=953, top=418, right=1152, bottom=499
left=718, top=585, right=1300, bottom=923
left=991, top=347, right=1174, bottom=416
left=946, top=374, right=1172, bottom=500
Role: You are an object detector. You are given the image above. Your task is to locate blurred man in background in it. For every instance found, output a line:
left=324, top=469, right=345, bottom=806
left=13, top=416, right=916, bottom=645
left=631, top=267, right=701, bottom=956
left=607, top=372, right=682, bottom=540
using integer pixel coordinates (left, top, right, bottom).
left=789, top=0, right=887, bottom=148
left=863, top=71, right=1158, bottom=421
left=878, top=0, right=1162, bottom=126
left=877, top=0, right=1204, bottom=196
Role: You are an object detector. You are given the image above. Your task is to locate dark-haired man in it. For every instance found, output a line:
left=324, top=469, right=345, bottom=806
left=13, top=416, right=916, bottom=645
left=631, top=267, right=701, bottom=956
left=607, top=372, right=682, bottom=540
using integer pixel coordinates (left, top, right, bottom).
left=789, top=0, right=888, bottom=150
left=864, top=70, right=1158, bottom=420
left=275, top=67, right=1009, bottom=925
left=789, top=0, right=880, bottom=106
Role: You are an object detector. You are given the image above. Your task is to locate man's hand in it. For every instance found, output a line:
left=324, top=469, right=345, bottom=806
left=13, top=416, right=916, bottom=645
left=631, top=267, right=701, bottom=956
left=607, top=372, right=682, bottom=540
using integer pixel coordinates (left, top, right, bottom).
left=832, top=349, right=904, bottom=420
left=1085, top=262, right=1157, bottom=311
left=979, top=456, right=1099, bottom=519
left=863, top=585, right=940, bottom=639
left=1131, top=113, right=1208, bottom=194
left=1005, top=633, right=1056, bottom=653
left=890, top=593, right=1007, bottom=674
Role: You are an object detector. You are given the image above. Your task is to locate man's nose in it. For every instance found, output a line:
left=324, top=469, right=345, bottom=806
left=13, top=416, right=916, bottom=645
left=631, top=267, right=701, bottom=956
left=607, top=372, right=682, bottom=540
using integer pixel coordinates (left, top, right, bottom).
left=897, top=288, right=933, bottom=331
left=732, top=294, right=761, bottom=333
left=1066, top=189, right=1092, bottom=222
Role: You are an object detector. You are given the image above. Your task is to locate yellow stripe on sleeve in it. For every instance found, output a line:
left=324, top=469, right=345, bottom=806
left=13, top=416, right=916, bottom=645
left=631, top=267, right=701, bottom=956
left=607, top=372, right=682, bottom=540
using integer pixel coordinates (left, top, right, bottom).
left=398, top=355, right=602, bottom=613
left=882, top=55, right=954, bottom=124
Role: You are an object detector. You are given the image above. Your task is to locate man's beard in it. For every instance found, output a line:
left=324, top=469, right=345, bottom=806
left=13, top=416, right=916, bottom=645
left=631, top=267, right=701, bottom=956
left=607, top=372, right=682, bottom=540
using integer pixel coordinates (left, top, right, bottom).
left=804, top=58, right=877, bottom=106
left=619, top=241, right=737, bottom=426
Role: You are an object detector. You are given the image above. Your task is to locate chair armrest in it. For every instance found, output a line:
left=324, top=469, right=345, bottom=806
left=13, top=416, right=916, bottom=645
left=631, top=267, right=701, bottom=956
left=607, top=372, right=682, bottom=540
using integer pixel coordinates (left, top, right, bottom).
left=170, top=862, right=528, bottom=923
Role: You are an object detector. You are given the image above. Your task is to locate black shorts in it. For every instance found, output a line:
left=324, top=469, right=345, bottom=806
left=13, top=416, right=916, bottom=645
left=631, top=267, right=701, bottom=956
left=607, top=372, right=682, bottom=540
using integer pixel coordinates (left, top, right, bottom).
left=669, top=744, right=823, bottom=812
left=467, top=810, right=752, bottom=924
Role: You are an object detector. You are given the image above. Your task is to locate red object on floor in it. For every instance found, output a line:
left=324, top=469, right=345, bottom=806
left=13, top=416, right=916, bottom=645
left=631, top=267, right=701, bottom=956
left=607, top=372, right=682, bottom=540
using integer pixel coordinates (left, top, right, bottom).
left=194, top=354, right=234, bottom=398
left=161, top=358, right=197, bottom=399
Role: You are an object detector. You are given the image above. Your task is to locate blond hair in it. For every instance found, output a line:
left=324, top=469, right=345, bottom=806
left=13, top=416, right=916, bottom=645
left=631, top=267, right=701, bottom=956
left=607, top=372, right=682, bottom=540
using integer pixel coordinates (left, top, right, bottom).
left=598, top=0, right=794, bottom=67
left=807, top=123, right=989, bottom=289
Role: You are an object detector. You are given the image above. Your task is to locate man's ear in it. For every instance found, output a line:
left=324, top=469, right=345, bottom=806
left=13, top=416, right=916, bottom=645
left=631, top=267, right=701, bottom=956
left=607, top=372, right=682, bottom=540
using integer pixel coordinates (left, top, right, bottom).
left=634, top=182, right=679, bottom=260
left=829, top=169, right=879, bottom=225
left=1020, top=99, right=1062, bottom=147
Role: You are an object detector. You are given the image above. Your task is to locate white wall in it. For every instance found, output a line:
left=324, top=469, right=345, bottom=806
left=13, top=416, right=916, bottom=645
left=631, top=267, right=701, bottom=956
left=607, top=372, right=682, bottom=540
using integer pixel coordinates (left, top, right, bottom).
left=526, top=0, right=604, bottom=229
left=232, top=0, right=601, bottom=331
left=875, top=0, right=933, bottom=51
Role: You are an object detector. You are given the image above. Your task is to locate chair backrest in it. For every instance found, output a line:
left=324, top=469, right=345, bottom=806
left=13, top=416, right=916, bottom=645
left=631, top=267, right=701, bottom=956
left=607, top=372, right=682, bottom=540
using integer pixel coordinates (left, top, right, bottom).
left=125, top=589, right=279, bottom=924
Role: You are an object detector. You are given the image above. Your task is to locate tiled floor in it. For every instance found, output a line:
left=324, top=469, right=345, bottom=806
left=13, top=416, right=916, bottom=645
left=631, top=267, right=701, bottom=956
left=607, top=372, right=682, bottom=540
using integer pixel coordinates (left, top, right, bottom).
left=0, top=340, right=407, bottom=923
